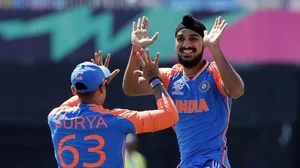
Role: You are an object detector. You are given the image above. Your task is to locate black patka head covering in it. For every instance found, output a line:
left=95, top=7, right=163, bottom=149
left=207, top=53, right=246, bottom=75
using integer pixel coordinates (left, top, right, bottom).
left=175, top=14, right=207, bottom=38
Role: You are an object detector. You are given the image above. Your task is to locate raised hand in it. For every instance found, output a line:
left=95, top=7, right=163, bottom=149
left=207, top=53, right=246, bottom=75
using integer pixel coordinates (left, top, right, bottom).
left=91, top=50, right=111, bottom=67
left=134, top=48, right=160, bottom=81
left=131, top=16, right=159, bottom=49
left=92, top=50, right=120, bottom=84
left=203, top=16, right=227, bottom=47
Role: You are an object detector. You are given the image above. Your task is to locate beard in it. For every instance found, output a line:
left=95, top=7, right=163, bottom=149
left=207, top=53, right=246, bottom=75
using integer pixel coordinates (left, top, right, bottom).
left=177, top=48, right=204, bottom=68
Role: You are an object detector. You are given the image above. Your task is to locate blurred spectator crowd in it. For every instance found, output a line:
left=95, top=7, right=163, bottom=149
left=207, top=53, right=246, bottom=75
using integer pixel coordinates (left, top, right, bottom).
left=0, top=0, right=299, bottom=11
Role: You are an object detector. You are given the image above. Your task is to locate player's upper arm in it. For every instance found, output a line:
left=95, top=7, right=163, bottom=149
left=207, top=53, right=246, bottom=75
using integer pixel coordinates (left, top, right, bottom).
left=133, top=68, right=173, bottom=96
left=209, top=62, right=229, bottom=97
left=159, top=67, right=173, bottom=90
left=133, top=77, right=153, bottom=96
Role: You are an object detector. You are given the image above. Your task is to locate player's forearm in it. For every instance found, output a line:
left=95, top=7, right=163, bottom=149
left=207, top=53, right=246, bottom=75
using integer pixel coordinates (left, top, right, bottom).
left=141, top=83, right=178, bottom=133
left=209, top=45, right=244, bottom=99
left=122, top=46, right=142, bottom=96
left=125, top=81, right=178, bottom=134
left=152, top=82, right=170, bottom=101
left=135, top=103, right=178, bottom=134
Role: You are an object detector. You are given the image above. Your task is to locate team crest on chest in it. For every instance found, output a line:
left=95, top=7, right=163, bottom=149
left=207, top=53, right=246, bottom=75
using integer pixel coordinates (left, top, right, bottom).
left=172, top=79, right=185, bottom=95
left=199, top=80, right=210, bottom=93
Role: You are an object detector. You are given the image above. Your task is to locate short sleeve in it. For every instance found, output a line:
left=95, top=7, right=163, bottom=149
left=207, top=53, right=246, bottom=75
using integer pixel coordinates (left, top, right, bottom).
left=209, top=62, right=229, bottom=97
left=159, top=64, right=181, bottom=90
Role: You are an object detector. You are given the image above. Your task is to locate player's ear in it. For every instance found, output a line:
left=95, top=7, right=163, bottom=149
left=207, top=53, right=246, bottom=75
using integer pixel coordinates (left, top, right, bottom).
left=71, top=85, right=77, bottom=95
left=203, top=42, right=207, bottom=49
left=98, top=85, right=104, bottom=94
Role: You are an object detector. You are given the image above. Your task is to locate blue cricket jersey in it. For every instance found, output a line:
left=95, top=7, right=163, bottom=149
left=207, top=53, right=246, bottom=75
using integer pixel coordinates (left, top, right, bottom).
left=160, top=61, right=232, bottom=168
left=48, top=96, right=178, bottom=168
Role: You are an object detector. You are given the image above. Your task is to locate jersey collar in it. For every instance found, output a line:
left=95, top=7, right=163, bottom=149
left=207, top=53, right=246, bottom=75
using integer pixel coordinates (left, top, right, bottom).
left=182, top=61, right=210, bottom=81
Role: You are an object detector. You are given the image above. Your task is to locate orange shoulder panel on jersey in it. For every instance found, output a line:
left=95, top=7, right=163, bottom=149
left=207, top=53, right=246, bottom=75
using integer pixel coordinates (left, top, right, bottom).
left=159, top=64, right=181, bottom=90
left=90, top=97, right=178, bottom=134
left=207, top=61, right=228, bottom=97
left=48, top=96, right=80, bottom=118
left=48, top=105, right=78, bottom=118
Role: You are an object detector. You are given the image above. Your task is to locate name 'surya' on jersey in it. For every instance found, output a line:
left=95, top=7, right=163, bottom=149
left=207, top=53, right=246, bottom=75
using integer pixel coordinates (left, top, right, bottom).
left=55, top=116, right=108, bottom=129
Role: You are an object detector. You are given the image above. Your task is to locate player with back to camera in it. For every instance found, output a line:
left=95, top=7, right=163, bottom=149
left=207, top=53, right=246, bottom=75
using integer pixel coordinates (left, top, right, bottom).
left=48, top=50, right=179, bottom=168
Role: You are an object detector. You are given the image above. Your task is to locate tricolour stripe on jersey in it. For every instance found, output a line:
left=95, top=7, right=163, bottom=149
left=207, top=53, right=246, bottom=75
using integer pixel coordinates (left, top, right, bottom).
left=220, top=96, right=231, bottom=168
left=182, top=61, right=210, bottom=81
left=122, top=140, right=125, bottom=168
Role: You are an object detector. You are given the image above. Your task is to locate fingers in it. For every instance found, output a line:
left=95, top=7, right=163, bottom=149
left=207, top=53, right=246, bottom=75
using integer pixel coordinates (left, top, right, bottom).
left=95, top=50, right=103, bottom=65
left=94, top=52, right=98, bottom=64
left=145, top=18, right=149, bottom=30
left=141, top=49, right=148, bottom=64
left=136, top=52, right=145, bottom=67
left=133, top=70, right=143, bottom=76
left=154, top=52, right=160, bottom=65
left=104, top=53, right=111, bottom=68
left=145, top=48, right=151, bottom=63
left=108, top=69, right=120, bottom=82
left=213, top=16, right=222, bottom=29
left=221, top=23, right=228, bottom=33
left=93, top=50, right=112, bottom=66
left=99, top=50, right=103, bottom=65
left=94, top=51, right=100, bottom=65
left=137, top=18, right=141, bottom=29
left=219, top=20, right=227, bottom=30
left=150, top=32, right=159, bottom=43
left=217, top=16, right=222, bottom=25
left=141, top=16, right=146, bottom=29
left=203, top=30, right=209, bottom=36
left=132, top=21, right=137, bottom=31
left=213, top=17, right=218, bottom=29
left=136, top=16, right=148, bottom=30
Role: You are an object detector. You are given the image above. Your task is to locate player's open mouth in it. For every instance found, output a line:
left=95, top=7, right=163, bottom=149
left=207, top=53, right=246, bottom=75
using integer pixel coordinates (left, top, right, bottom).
left=181, top=49, right=196, bottom=57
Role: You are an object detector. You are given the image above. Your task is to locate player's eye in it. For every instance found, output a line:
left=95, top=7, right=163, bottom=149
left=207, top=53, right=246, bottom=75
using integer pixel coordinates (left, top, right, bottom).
left=177, top=37, right=184, bottom=42
left=190, top=38, right=198, bottom=41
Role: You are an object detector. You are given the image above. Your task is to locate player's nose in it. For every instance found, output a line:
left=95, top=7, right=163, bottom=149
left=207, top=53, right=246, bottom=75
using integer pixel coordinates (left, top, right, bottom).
left=183, top=40, right=192, bottom=47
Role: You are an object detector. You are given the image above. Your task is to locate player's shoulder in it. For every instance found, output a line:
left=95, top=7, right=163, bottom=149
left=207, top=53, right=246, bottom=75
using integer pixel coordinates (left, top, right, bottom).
left=207, top=61, right=219, bottom=73
left=207, top=61, right=218, bottom=69
left=111, top=108, right=133, bottom=115
left=90, top=106, right=132, bottom=116
left=48, top=106, right=77, bottom=119
left=159, top=64, right=182, bottom=76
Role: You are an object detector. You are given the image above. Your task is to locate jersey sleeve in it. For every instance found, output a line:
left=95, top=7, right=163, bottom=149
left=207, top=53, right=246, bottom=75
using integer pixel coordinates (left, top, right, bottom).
left=160, top=65, right=181, bottom=90
left=210, top=62, right=229, bottom=97
left=159, top=68, right=172, bottom=90
left=114, top=97, right=179, bottom=134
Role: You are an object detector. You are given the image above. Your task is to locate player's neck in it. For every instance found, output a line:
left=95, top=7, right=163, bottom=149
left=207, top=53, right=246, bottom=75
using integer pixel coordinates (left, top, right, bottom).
left=80, top=97, right=104, bottom=106
left=183, top=60, right=205, bottom=75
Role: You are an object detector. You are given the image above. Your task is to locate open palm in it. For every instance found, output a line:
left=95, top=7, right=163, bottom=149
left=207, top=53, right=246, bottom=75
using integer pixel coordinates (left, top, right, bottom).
left=204, top=16, right=227, bottom=47
left=131, top=16, right=159, bottom=48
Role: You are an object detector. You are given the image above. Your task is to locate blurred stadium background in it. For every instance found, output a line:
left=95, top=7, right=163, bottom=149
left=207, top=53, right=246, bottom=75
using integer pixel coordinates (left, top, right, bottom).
left=0, top=0, right=299, bottom=167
